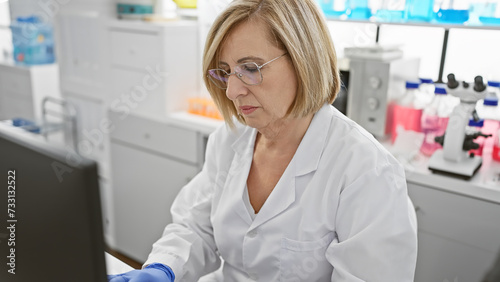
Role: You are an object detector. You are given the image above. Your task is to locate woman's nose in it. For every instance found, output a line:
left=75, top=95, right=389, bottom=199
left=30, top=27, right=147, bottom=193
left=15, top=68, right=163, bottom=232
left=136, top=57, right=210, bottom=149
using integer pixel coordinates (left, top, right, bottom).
left=225, top=74, right=248, bottom=101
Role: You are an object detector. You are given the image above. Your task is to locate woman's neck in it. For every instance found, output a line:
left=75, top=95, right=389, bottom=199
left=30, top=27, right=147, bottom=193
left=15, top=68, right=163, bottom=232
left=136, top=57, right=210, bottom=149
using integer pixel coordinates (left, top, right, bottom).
left=255, top=114, right=314, bottom=152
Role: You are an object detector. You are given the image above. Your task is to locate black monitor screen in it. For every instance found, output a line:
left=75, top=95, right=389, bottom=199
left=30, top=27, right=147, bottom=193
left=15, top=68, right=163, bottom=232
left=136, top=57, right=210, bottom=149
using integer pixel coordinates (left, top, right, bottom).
left=0, top=125, right=107, bottom=282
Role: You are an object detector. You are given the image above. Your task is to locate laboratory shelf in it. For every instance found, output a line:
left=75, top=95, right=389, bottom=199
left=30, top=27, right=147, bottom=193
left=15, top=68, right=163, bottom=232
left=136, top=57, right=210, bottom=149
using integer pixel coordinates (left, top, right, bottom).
left=326, top=18, right=500, bottom=31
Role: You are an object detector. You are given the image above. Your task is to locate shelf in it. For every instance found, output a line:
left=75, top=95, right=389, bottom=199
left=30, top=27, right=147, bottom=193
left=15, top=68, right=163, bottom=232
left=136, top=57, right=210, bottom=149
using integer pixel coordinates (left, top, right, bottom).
left=326, top=17, right=500, bottom=31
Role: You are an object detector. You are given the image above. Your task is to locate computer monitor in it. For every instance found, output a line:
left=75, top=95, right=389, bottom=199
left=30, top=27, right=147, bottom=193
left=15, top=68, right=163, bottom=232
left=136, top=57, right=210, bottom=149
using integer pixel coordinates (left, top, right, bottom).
left=0, top=124, right=107, bottom=282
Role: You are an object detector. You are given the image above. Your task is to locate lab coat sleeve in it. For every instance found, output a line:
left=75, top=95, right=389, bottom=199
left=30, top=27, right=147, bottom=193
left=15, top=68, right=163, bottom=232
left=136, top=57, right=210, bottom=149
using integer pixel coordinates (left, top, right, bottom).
left=144, top=130, right=221, bottom=281
left=327, top=162, right=417, bottom=282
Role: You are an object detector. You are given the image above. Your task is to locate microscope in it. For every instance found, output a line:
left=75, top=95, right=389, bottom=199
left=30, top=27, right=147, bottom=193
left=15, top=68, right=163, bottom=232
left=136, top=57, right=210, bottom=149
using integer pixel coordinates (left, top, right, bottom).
left=428, top=74, right=492, bottom=179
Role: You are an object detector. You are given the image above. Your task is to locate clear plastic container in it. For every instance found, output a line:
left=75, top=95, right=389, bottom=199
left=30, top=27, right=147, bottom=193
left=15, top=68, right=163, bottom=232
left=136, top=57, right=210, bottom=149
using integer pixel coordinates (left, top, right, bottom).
left=406, top=0, right=435, bottom=22
left=10, top=16, right=55, bottom=65
left=373, top=0, right=408, bottom=22
left=469, top=1, right=497, bottom=25
left=467, top=118, right=486, bottom=156
left=420, top=86, right=450, bottom=156
left=477, top=1, right=500, bottom=25
left=345, top=0, right=372, bottom=19
left=317, top=0, right=347, bottom=17
left=391, top=81, right=424, bottom=143
left=434, top=0, right=470, bottom=24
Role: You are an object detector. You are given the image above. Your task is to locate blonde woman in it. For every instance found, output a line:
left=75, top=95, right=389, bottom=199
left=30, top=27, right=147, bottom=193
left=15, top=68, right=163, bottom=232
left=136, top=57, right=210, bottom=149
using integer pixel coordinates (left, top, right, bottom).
left=109, top=0, right=417, bottom=281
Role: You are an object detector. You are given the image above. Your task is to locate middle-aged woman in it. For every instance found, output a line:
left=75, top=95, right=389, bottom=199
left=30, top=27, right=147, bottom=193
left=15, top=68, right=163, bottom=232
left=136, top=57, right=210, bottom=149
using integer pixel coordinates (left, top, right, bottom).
left=108, top=0, right=417, bottom=281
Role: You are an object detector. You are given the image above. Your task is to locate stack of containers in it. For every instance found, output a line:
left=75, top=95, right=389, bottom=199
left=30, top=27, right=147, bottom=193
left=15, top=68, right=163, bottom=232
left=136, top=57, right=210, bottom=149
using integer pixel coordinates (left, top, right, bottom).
left=391, top=81, right=424, bottom=143
left=420, top=86, right=451, bottom=156
left=10, top=16, right=55, bottom=64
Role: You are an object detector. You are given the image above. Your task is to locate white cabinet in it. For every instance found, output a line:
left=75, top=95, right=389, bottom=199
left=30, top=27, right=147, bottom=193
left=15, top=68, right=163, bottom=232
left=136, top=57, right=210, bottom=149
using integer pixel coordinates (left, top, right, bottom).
left=408, top=182, right=500, bottom=282
left=0, top=61, right=60, bottom=121
left=107, top=20, right=199, bottom=117
left=109, top=110, right=203, bottom=262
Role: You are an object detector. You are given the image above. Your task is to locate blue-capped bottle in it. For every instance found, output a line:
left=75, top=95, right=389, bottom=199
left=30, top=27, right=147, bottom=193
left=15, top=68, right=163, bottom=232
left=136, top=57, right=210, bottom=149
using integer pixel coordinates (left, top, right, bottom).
left=391, top=81, right=424, bottom=143
left=486, top=80, right=500, bottom=98
left=420, top=86, right=450, bottom=156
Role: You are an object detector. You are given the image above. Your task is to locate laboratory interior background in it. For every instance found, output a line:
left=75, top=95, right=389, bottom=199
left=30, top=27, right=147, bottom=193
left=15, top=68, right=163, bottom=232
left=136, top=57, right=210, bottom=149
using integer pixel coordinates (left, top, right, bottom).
left=0, top=0, right=500, bottom=281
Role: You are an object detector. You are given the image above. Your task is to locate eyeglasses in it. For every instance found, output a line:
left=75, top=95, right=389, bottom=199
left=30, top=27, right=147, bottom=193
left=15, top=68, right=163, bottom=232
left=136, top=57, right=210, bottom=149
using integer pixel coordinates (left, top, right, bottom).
left=207, top=53, right=287, bottom=89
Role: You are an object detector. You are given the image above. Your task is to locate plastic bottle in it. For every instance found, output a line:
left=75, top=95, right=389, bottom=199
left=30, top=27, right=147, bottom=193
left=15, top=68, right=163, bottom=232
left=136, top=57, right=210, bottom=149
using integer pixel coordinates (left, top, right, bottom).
left=345, top=0, right=371, bottom=19
left=486, top=80, right=500, bottom=99
left=419, top=78, right=435, bottom=106
left=493, top=128, right=500, bottom=161
left=373, top=0, right=408, bottom=22
left=478, top=97, right=500, bottom=156
left=317, top=0, right=347, bottom=18
left=406, top=0, right=435, bottom=22
left=391, top=81, right=423, bottom=143
left=434, top=0, right=470, bottom=24
left=478, top=0, right=500, bottom=25
left=420, top=86, right=450, bottom=156
left=467, top=118, right=486, bottom=156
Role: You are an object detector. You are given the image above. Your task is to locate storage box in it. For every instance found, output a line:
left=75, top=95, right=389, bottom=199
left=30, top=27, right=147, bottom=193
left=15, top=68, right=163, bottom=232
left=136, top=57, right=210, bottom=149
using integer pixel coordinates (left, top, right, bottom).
left=10, top=16, right=55, bottom=65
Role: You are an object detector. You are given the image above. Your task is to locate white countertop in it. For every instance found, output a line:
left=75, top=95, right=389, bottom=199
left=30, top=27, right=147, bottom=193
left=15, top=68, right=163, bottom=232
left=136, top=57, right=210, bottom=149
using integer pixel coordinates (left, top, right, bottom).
left=106, top=252, right=135, bottom=275
left=381, top=138, right=500, bottom=204
left=165, top=112, right=500, bottom=204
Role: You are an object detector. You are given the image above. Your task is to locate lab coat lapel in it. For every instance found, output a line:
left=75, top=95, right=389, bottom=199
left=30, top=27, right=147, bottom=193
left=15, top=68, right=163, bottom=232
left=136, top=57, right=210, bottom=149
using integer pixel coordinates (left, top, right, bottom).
left=224, top=127, right=257, bottom=226
left=249, top=104, right=333, bottom=230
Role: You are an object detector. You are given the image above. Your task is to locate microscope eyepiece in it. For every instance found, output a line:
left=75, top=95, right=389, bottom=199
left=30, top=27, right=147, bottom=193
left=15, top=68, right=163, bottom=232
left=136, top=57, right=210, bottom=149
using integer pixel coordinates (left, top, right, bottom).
left=447, top=73, right=459, bottom=89
left=473, top=76, right=486, bottom=92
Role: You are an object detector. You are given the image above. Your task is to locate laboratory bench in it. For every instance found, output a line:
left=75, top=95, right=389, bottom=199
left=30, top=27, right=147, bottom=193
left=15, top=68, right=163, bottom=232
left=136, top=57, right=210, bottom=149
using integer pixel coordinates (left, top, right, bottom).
left=382, top=138, right=500, bottom=282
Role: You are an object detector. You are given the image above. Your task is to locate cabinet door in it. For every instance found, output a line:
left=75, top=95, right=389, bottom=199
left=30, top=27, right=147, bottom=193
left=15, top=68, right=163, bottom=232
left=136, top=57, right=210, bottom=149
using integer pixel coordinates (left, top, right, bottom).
left=408, top=183, right=500, bottom=282
left=0, top=92, right=34, bottom=120
left=111, top=142, right=199, bottom=263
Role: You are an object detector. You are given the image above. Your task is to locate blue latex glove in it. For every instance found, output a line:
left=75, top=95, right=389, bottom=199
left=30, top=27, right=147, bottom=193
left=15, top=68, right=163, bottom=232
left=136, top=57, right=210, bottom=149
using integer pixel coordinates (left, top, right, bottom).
left=108, top=263, right=175, bottom=282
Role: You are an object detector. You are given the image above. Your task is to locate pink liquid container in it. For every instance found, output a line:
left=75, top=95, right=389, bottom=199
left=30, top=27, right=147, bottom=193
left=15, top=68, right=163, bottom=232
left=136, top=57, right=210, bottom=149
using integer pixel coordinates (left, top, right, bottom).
left=420, top=86, right=450, bottom=156
left=493, top=128, right=500, bottom=162
left=391, top=81, right=423, bottom=143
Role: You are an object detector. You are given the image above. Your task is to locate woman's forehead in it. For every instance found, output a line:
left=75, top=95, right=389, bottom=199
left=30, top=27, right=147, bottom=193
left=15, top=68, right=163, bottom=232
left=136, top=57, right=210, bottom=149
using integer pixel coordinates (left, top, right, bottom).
left=219, top=20, right=279, bottom=63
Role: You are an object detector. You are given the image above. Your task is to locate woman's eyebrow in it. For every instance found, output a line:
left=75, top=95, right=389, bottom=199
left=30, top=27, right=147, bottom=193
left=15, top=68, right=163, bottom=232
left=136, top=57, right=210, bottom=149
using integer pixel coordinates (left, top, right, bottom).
left=237, top=56, right=263, bottom=63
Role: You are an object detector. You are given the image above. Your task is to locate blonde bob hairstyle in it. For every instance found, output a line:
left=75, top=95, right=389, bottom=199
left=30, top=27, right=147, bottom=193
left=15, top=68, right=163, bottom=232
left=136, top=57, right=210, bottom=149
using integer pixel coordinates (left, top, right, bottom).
left=203, top=0, right=340, bottom=128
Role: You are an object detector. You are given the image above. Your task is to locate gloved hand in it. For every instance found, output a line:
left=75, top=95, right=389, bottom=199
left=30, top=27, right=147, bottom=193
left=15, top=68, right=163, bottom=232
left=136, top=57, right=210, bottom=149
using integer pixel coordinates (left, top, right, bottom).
left=108, top=263, right=175, bottom=282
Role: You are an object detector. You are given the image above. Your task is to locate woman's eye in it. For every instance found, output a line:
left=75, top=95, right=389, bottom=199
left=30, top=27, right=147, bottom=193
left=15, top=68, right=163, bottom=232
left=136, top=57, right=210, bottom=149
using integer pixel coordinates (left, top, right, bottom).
left=242, top=64, right=259, bottom=73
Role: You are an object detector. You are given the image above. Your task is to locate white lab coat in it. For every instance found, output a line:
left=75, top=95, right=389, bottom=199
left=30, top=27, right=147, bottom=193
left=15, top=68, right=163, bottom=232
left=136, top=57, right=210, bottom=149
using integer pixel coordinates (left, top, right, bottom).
left=145, top=104, right=417, bottom=281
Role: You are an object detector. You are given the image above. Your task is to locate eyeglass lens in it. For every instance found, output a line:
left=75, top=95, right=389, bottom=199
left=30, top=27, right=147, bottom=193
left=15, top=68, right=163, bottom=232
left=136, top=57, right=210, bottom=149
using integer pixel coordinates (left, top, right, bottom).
left=209, top=62, right=262, bottom=89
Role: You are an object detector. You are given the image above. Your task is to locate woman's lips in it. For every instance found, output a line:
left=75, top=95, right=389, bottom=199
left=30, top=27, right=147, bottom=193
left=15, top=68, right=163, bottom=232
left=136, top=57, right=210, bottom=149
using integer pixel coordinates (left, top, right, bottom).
left=239, top=106, right=258, bottom=115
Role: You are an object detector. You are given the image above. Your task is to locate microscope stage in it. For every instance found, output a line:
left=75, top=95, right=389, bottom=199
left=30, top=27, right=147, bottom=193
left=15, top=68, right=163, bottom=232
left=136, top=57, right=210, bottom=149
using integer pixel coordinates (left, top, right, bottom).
left=428, top=150, right=482, bottom=180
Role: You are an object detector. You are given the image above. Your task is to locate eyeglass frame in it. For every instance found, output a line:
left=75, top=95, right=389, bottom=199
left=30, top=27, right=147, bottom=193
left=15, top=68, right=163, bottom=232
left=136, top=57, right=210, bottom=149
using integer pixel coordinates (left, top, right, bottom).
left=207, top=53, right=288, bottom=89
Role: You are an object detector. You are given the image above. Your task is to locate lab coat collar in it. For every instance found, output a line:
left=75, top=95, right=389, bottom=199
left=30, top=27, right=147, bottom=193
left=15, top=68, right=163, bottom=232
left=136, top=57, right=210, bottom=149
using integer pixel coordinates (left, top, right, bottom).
left=228, top=104, right=332, bottom=229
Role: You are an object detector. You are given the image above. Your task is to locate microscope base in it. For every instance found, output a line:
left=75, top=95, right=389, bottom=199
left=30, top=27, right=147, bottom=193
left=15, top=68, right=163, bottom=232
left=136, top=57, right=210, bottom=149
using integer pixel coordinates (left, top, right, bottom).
left=428, top=149, right=482, bottom=180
